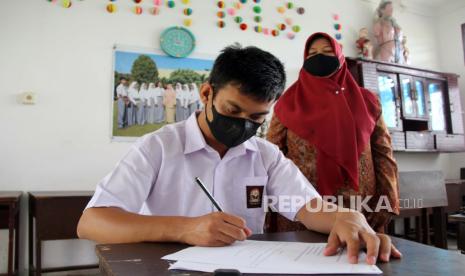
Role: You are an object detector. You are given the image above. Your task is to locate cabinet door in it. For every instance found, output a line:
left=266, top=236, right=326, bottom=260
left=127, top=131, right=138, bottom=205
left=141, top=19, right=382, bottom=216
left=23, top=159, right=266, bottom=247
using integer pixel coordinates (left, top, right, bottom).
left=427, top=81, right=447, bottom=132
left=399, top=75, right=416, bottom=118
left=377, top=73, right=402, bottom=130
left=413, top=78, right=430, bottom=120
left=446, top=75, right=464, bottom=134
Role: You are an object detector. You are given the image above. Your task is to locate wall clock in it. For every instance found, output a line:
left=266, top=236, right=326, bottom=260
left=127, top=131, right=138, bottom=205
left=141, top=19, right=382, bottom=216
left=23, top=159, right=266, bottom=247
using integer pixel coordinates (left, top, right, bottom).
left=160, top=26, right=196, bottom=58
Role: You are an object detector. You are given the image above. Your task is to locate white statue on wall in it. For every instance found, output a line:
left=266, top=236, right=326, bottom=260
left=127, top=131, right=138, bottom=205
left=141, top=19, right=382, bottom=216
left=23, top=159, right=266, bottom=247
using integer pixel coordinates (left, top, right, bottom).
left=373, top=0, right=403, bottom=63
left=402, top=35, right=410, bottom=64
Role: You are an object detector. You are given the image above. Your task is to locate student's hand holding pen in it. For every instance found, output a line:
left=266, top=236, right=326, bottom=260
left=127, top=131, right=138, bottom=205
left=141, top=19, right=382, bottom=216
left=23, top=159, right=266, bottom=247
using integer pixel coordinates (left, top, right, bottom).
left=180, top=212, right=252, bottom=247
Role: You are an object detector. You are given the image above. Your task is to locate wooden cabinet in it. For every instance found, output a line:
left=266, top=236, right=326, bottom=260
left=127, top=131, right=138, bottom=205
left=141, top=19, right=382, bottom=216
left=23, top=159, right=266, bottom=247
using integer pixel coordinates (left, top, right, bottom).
left=399, top=75, right=429, bottom=121
left=347, top=57, right=465, bottom=152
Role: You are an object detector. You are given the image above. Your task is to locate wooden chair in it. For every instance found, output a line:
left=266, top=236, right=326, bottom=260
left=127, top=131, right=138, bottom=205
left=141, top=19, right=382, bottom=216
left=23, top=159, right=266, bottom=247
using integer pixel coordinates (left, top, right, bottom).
left=0, top=192, right=22, bottom=276
left=387, top=171, right=448, bottom=249
left=28, top=191, right=98, bottom=276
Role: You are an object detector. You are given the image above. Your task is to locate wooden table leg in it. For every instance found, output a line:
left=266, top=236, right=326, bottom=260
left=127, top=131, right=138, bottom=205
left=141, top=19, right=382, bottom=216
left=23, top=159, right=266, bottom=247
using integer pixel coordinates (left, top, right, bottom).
left=28, top=196, right=34, bottom=276
left=15, top=203, right=20, bottom=273
left=458, top=222, right=465, bottom=254
left=8, top=203, right=14, bottom=276
left=432, top=207, right=447, bottom=249
left=36, top=240, right=41, bottom=276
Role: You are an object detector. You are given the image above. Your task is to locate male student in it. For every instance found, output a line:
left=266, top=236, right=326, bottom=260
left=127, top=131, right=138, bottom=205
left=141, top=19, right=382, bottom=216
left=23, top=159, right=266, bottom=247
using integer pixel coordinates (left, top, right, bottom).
left=115, top=77, right=128, bottom=129
left=78, top=45, right=400, bottom=265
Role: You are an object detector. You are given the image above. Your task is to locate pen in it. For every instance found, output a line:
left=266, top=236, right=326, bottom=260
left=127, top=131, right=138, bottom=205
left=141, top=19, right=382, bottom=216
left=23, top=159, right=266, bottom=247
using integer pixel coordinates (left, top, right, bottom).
left=195, top=177, right=224, bottom=212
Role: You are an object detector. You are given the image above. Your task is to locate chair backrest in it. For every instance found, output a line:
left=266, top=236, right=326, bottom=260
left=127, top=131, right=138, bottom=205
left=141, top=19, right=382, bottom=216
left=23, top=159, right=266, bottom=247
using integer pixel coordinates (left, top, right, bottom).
left=399, top=171, right=448, bottom=209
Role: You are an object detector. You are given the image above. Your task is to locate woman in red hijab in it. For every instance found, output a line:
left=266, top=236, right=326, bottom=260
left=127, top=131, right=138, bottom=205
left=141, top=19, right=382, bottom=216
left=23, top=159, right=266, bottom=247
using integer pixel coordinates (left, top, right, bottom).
left=267, top=33, right=400, bottom=234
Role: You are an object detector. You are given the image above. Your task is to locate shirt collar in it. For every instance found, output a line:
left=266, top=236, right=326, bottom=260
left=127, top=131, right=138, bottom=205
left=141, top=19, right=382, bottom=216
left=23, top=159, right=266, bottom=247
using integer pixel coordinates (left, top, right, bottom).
left=184, top=113, right=258, bottom=155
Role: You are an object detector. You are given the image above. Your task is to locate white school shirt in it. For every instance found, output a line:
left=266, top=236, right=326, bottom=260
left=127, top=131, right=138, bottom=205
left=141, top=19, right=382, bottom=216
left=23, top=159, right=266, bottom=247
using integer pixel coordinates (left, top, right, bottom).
left=128, top=88, right=141, bottom=105
left=116, top=84, right=128, bottom=97
left=139, top=87, right=150, bottom=105
left=155, top=87, right=164, bottom=105
left=86, top=113, right=320, bottom=233
left=147, top=86, right=156, bottom=106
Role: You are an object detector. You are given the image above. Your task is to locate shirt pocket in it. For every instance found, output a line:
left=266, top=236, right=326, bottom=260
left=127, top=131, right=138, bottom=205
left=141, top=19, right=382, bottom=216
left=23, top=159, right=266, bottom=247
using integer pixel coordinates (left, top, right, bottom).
left=233, top=176, right=268, bottom=219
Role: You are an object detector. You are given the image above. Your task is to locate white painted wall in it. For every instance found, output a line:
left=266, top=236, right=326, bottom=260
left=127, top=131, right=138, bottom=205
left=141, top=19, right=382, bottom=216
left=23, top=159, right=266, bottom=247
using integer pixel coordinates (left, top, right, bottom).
left=0, top=0, right=462, bottom=272
left=435, top=2, right=465, bottom=179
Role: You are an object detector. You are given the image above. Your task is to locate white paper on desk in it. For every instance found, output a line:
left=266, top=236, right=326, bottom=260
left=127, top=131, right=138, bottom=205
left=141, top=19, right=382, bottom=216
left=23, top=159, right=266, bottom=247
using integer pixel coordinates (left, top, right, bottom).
left=162, top=240, right=382, bottom=274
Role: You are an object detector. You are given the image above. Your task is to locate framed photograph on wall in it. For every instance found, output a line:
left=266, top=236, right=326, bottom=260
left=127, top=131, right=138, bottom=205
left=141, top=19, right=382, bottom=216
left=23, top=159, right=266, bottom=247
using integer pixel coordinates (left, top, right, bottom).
left=111, top=45, right=215, bottom=141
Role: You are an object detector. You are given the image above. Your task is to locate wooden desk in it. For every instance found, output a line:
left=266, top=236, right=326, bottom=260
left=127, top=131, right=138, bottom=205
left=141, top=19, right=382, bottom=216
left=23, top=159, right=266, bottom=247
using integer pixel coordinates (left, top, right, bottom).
left=449, top=214, right=465, bottom=254
left=96, top=231, right=465, bottom=276
left=28, top=191, right=97, bottom=276
left=0, top=191, right=22, bottom=276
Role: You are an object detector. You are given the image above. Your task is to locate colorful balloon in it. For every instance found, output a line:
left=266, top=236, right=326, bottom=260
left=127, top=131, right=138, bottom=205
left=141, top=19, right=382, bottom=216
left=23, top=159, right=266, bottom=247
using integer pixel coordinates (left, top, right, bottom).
left=227, top=8, right=235, bottom=16
left=62, top=0, right=72, bottom=8
left=217, top=11, right=225, bottom=18
left=133, top=6, right=143, bottom=14
left=106, top=3, right=117, bottom=13
left=150, top=6, right=160, bottom=15
left=292, top=25, right=301, bottom=33
left=183, top=8, right=193, bottom=16
left=183, top=19, right=192, bottom=27
left=167, top=0, right=175, bottom=8
left=234, top=16, right=243, bottom=23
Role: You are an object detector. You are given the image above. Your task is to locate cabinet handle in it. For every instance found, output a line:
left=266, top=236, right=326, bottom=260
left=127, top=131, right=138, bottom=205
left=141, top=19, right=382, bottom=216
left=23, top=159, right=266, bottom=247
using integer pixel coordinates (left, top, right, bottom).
left=450, top=103, right=455, bottom=113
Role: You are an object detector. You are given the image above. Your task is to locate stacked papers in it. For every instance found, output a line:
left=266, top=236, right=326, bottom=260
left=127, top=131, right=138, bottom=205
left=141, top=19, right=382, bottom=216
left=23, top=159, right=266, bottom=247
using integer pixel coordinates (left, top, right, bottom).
left=162, top=240, right=382, bottom=274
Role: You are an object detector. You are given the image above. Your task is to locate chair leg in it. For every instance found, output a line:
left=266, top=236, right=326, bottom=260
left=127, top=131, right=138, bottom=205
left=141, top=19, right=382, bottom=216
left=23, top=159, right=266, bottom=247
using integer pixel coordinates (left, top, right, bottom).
left=387, top=219, right=395, bottom=235
left=432, top=207, right=447, bottom=249
left=415, top=216, right=422, bottom=242
left=403, top=217, right=410, bottom=239
left=421, top=209, right=430, bottom=245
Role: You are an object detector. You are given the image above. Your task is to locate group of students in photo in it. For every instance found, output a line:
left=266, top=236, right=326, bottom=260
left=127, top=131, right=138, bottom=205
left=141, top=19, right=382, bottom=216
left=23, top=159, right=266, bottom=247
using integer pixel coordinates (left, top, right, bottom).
left=116, top=78, right=203, bottom=129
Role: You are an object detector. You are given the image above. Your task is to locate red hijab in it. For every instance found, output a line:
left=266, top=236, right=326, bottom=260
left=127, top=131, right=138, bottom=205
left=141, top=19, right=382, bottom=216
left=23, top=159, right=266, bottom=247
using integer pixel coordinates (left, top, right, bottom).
left=274, top=33, right=380, bottom=196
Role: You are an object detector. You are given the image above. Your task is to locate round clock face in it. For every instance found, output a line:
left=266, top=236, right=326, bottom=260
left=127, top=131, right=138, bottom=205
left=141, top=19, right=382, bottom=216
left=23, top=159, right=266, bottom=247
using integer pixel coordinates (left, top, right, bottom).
left=160, top=27, right=196, bottom=58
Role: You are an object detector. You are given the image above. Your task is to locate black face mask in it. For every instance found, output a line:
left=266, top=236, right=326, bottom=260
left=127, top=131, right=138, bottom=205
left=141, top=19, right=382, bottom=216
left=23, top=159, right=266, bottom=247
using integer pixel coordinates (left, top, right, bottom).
left=206, top=103, right=262, bottom=148
left=303, top=54, right=340, bottom=77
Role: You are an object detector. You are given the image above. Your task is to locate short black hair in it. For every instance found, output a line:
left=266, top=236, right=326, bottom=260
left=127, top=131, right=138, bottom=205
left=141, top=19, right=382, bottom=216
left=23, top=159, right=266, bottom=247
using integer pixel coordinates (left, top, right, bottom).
left=120, top=77, right=128, bottom=81
left=208, top=44, right=286, bottom=102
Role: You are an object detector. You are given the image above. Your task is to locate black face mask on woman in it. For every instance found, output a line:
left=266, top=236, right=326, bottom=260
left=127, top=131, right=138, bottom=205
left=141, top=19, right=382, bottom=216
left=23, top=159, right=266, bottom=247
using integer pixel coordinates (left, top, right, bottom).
left=303, top=54, right=340, bottom=77
left=206, top=103, right=262, bottom=148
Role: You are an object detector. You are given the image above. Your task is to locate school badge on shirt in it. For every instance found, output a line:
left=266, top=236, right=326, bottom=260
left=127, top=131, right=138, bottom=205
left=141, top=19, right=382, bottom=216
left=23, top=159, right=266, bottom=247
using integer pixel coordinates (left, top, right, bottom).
left=246, top=186, right=264, bottom=209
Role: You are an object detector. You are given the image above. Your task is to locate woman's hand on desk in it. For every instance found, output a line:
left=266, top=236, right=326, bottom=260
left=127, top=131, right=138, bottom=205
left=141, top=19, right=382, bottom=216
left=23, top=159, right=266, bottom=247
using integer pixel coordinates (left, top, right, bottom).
left=180, top=212, right=252, bottom=247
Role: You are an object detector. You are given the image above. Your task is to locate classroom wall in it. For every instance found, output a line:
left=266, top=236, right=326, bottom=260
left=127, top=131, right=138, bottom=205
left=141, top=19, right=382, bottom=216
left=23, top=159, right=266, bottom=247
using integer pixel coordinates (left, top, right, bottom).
left=435, top=2, right=465, bottom=179
left=0, top=0, right=462, bottom=272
